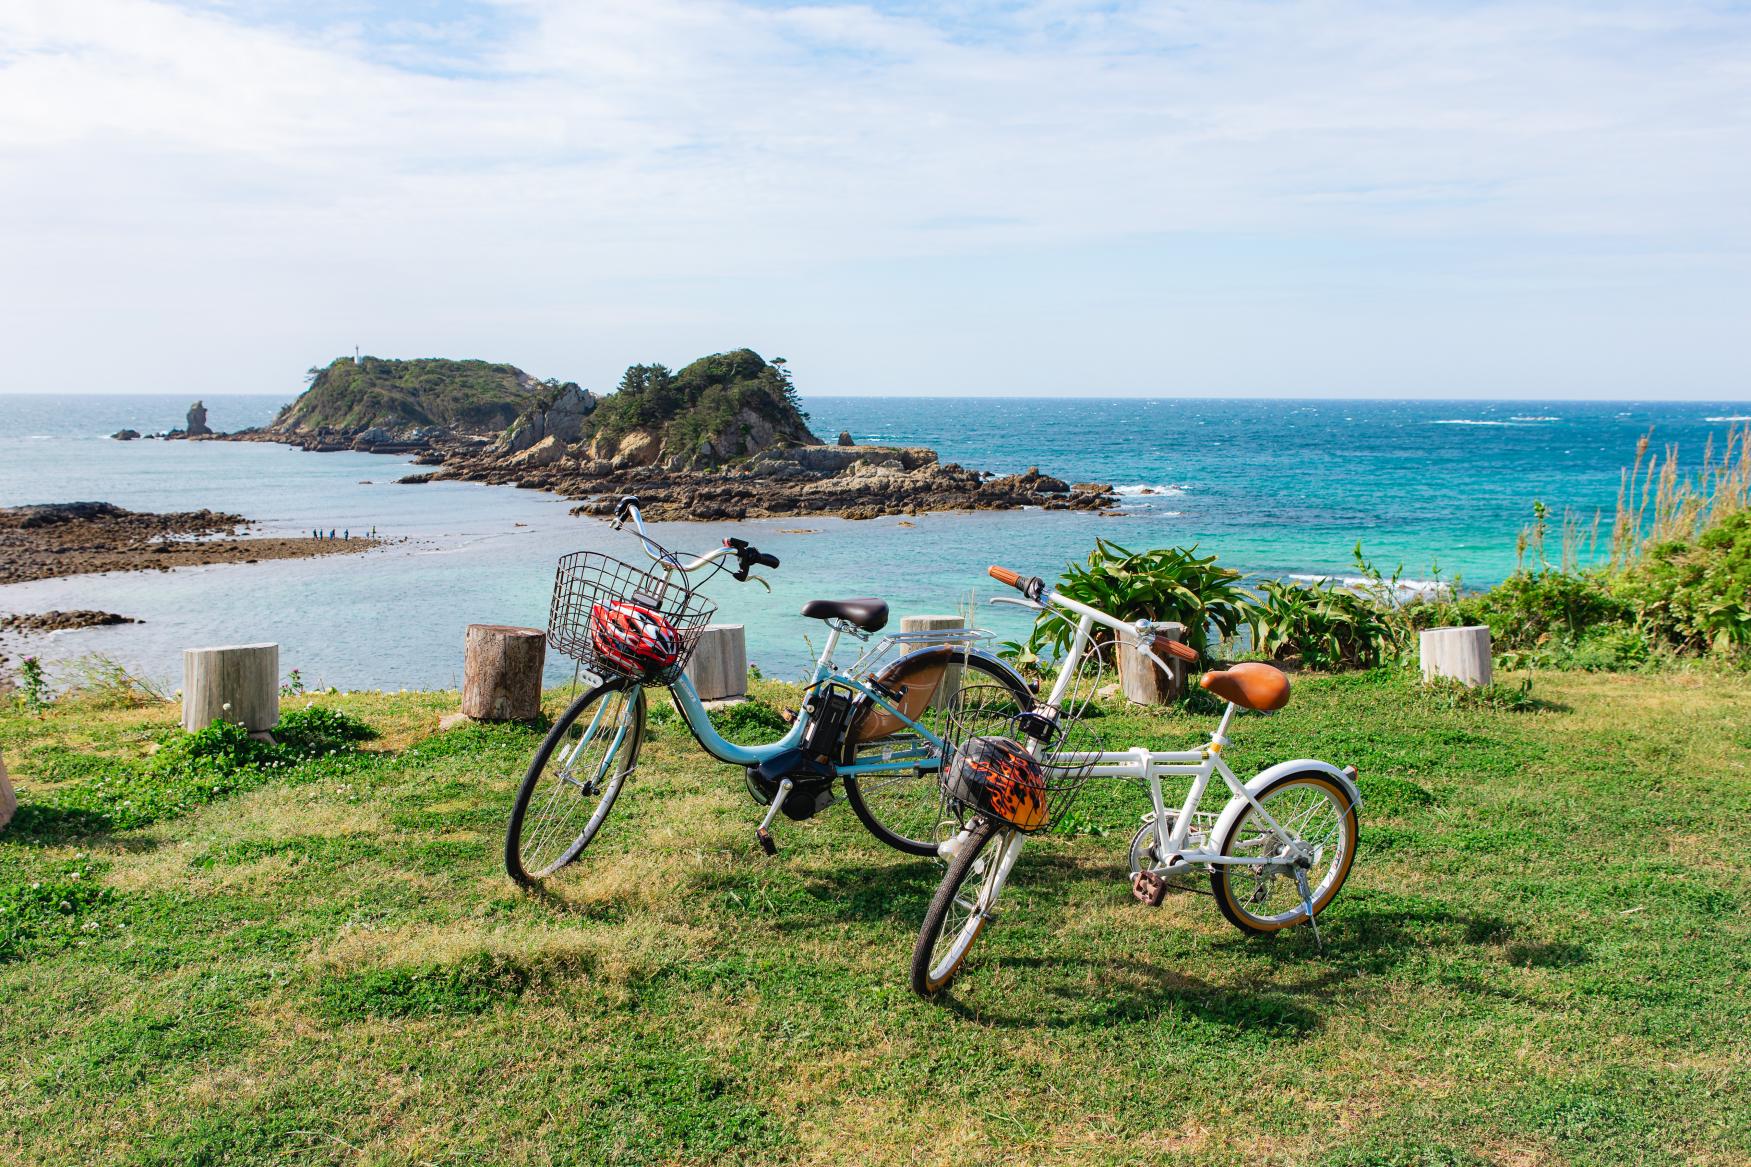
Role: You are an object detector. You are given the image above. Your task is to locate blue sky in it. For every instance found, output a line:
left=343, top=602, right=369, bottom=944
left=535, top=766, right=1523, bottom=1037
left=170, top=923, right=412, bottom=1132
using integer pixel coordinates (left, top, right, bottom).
left=2, top=0, right=1748, bottom=398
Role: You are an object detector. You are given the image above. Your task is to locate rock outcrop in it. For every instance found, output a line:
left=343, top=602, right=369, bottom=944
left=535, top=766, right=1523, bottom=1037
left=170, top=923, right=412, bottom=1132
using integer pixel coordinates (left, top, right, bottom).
left=493, top=383, right=597, bottom=456
left=0, top=610, right=140, bottom=633
left=187, top=401, right=212, bottom=436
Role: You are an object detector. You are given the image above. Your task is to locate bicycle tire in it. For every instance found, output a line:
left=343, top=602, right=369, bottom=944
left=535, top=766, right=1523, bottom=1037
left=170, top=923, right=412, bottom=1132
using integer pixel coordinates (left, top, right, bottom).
left=911, top=815, right=1005, bottom=999
left=844, top=655, right=1031, bottom=856
left=504, top=681, right=646, bottom=887
left=1210, top=770, right=1358, bottom=935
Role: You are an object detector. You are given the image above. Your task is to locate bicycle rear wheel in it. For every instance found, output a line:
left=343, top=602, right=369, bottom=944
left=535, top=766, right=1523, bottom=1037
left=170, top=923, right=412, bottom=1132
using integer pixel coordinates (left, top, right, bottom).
left=1211, top=770, right=1358, bottom=934
left=911, top=816, right=1008, bottom=998
left=505, top=681, right=646, bottom=886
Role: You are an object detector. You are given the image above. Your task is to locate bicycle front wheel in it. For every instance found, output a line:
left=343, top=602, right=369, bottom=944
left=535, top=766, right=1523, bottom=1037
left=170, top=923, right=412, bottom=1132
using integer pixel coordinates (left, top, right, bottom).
left=1211, top=770, right=1358, bottom=934
left=505, top=681, right=646, bottom=887
left=911, top=816, right=1009, bottom=998
left=844, top=655, right=1032, bottom=857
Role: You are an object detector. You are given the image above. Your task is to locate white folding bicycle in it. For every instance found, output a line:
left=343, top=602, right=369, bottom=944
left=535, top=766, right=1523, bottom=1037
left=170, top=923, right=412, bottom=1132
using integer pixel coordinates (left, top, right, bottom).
left=911, top=564, right=1363, bottom=999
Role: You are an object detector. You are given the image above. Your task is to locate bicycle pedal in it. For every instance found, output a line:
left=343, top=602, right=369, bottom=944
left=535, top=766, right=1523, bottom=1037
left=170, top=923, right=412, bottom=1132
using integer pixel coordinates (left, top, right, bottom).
left=1132, top=870, right=1168, bottom=907
left=756, top=827, right=777, bottom=856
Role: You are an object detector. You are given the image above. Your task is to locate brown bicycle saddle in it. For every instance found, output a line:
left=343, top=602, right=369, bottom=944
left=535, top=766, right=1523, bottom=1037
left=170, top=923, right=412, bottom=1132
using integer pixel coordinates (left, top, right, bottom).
left=1199, top=662, right=1291, bottom=712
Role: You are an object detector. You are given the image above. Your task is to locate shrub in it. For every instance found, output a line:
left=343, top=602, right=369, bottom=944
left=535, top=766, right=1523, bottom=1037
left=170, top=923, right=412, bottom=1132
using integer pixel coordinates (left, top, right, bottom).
left=1414, top=570, right=1630, bottom=653
left=707, top=699, right=791, bottom=744
left=1615, top=511, right=1751, bottom=656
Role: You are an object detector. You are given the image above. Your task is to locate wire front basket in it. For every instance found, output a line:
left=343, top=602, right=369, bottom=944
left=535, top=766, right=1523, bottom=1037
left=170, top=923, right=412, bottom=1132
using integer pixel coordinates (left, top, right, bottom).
left=548, top=551, right=717, bottom=686
left=940, top=683, right=1103, bottom=834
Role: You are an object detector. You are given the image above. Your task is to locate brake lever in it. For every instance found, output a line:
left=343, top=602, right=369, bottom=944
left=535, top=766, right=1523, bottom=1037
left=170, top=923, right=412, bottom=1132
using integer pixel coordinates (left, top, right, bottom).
left=989, top=595, right=1045, bottom=611
left=744, top=573, right=772, bottom=592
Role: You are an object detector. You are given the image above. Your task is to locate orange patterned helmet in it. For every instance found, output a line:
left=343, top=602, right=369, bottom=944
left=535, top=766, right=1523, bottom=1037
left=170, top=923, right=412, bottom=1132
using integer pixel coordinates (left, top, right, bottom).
left=946, top=735, right=1049, bottom=832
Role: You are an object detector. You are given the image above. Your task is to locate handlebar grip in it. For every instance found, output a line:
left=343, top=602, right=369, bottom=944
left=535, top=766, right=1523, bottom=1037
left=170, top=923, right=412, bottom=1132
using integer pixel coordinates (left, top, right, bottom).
left=1159, top=638, right=1200, bottom=663
left=988, top=565, right=1023, bottom=589
left=752, top=550, right=780, bottom=570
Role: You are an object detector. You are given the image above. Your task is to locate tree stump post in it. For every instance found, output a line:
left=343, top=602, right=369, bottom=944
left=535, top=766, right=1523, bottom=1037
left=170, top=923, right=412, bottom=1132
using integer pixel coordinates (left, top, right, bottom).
left=183, top=644, right=279, bottom=735
left=901, top=614, right=965, bottom=709
left=1116, top=623, right=1188, bottom=706
left=0, top=750, right=14, bottom=833
left=685, top=624, right=747, bottom=703
left=460, top=625, right=547, bottom=721
left=1420, top=626, right=1492, bottom=688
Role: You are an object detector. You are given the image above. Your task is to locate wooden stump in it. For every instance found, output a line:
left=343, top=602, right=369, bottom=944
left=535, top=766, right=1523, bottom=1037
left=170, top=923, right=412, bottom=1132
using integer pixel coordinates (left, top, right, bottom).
left=183, top=643, right=279, bottom=733
left=685, top=624, right=747, bottom=702
left=901, top=614, right=965, bottom=708
left=0, top=750, right=14, bottom=833
left=1420, top=626, right=1492, bottom=688
left=1117, top=623, right=1188, bottom=706
left=461, top=625, right=547, bottom=721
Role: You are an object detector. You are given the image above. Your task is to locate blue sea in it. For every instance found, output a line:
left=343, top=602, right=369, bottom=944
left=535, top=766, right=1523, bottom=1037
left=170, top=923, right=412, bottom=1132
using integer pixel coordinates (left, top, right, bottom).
left=2, top=393, right=1746, bottom=690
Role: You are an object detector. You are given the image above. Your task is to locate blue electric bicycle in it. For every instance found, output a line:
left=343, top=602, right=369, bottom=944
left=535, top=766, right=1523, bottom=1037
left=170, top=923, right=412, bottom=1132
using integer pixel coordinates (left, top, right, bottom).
left=503, top=497, right=1032, bottom=886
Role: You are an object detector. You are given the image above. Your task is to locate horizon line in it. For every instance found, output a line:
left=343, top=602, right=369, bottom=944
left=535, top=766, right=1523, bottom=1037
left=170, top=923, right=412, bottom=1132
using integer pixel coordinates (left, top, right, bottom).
left=4, top=389, right=1751, bottom=404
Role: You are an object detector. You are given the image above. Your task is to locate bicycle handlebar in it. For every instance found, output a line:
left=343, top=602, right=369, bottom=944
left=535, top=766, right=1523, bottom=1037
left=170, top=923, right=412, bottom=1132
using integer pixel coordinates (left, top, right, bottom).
left=724, top=537, right=780, bottom=581
left=612, top=496, right=779, bottom=583
left=990, top=563, right=1200, bottom=663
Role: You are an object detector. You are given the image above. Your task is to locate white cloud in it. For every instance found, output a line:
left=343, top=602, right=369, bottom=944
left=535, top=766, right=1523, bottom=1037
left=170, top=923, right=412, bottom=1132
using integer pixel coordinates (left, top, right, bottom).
left=0, top=0, right=1747, bottom=396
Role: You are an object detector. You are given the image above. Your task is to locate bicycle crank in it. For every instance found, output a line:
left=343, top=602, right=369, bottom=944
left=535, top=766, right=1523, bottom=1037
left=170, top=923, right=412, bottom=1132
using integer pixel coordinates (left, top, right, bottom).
left=754, top=778, right=792, bottom=855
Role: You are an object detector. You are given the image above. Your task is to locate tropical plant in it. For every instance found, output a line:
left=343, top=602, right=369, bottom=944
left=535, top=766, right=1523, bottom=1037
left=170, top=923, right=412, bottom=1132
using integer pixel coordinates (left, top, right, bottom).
left=1246, top=579, right=1395, bottom=670
left=1005, top=539, right=1249, bottom=668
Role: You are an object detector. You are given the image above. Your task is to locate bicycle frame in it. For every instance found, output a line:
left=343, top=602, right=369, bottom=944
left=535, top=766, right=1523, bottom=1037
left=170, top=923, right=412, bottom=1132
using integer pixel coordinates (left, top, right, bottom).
left=606, top=499, right=969, bottom=775
left=662, top=619, right=956, bottom=775
left=998, top=590, right=1304, bottom=859
left=939, top=599, right=1319, bottom=935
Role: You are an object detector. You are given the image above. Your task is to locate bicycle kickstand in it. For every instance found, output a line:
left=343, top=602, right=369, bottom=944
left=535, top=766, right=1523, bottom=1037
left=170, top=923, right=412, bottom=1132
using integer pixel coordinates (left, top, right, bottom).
left=755, top=779, right=793, bottom=856
left=1295, top=867, right=1323, bottom=953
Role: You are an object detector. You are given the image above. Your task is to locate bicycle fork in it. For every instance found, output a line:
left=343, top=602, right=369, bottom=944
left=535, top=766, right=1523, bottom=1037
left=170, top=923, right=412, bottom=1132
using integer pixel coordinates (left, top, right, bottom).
left=943, top=822, right=1026, bottom=925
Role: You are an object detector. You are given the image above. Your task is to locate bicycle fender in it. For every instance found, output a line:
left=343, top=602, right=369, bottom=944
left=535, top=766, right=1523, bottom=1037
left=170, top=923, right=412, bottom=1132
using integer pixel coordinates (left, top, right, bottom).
left=1209, top=759, right=1362, bottom=845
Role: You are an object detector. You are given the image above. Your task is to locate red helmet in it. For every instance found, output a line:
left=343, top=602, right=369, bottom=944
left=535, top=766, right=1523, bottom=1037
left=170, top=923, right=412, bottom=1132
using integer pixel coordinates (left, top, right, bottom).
left=590, top=600, right=681, bottom=679
left=946, top=735, right=1048, bottom=832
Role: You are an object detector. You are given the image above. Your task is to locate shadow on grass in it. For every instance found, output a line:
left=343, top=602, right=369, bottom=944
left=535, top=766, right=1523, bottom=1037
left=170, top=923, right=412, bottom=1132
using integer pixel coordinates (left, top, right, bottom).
left=1208, top=889, right=1590, bottom=993
left=937, top=956, right=1324, bottom=1037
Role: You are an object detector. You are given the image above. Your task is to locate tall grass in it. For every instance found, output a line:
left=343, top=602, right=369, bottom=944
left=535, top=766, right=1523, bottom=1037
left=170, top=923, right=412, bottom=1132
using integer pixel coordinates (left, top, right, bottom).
left=1611, top=423, right=1751, bottom=570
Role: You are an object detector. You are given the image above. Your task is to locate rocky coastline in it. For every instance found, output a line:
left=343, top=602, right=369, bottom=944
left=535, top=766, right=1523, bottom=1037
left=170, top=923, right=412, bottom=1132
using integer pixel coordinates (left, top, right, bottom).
left=0, top=502, right=378, bottom=587
left=208, top=350, right=1122, bottom=522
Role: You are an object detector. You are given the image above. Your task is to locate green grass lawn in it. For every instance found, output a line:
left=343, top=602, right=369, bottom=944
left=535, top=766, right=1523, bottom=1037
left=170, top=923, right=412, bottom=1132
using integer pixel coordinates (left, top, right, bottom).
left=2, top=668, right=1748, bottom=1166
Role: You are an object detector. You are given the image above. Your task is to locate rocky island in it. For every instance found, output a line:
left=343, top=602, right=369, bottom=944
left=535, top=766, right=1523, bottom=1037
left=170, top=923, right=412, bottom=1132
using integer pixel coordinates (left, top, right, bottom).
left=222, top=350, right=1117, bottom=521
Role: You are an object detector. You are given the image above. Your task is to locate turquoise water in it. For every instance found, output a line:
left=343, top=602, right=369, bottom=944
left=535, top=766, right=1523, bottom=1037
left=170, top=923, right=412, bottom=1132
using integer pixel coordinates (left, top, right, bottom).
left=2, top=393, right=1745, bottom=689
